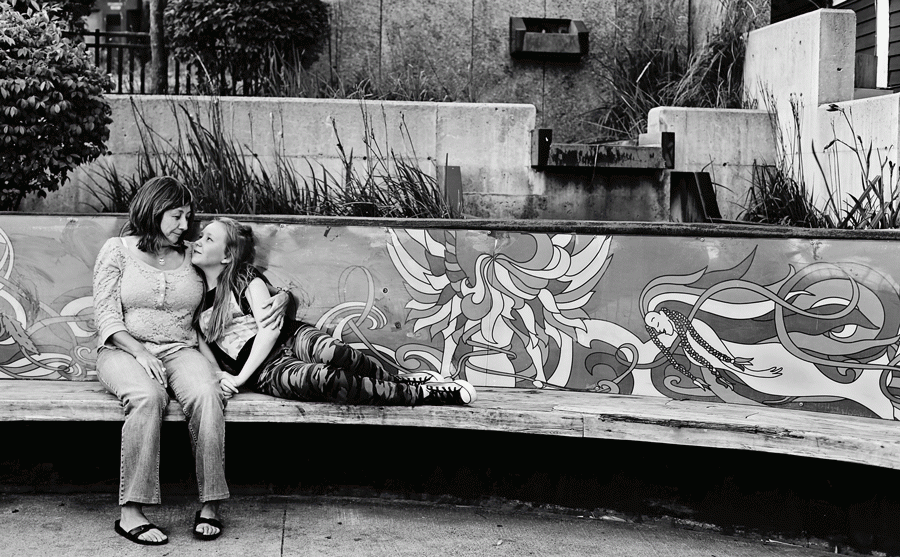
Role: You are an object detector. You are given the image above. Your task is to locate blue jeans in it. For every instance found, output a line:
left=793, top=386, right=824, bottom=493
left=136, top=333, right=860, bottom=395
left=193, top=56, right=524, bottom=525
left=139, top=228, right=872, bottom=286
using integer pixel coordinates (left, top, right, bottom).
left=96, top=347, right=229, bottom=506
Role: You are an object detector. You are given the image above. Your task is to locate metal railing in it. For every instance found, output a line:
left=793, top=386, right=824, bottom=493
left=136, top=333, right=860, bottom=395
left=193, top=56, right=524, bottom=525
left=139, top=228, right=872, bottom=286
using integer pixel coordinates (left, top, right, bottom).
left=63, top=30, right=206, bottom=95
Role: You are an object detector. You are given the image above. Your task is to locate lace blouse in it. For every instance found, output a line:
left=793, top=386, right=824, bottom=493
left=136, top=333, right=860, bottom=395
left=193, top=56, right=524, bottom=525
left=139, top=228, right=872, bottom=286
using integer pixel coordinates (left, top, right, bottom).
left=92, top=237, right=203, bottom=358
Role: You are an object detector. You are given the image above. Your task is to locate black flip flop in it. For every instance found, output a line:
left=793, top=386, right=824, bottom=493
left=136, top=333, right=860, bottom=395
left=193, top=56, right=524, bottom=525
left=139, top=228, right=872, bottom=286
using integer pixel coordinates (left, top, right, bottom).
left=114, top=520, right=168, bottom=546
left=193, top=510, right=224, bottom=541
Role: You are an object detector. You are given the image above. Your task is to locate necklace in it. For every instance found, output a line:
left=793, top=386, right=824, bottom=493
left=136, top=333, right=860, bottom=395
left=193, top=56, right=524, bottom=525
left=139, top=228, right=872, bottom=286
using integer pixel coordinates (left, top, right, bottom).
left=156, top=249, right=167, bottom=266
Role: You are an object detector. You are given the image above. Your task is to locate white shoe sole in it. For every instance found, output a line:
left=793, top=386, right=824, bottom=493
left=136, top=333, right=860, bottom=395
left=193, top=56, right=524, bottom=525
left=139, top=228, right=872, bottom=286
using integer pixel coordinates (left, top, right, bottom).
left=454, top=379, right=476, bottom=404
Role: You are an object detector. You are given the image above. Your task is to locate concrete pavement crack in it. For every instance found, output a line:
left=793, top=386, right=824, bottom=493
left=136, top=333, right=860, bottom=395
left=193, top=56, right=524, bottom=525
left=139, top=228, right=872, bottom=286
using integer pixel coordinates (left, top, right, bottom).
left=280, top=507, right=287, bottom=556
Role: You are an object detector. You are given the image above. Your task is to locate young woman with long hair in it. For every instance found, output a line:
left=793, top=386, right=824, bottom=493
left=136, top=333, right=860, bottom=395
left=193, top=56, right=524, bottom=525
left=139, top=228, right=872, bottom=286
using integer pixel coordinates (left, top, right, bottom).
left=191, top=217, right=477, bottom=407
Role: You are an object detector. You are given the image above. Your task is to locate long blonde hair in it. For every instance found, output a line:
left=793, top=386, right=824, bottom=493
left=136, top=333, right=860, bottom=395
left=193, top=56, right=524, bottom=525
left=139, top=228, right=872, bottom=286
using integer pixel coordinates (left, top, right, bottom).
left=202, top=217, right=257, bottom=342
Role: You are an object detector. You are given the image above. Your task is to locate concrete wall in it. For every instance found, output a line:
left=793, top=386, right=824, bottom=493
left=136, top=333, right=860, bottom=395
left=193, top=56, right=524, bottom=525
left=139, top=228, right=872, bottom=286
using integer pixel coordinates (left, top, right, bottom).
left=743, top=8, right=899, bottom=208
left=320, top=0, right=666, bottom=142
left=23, top=95, right=670, bottom=222
left=646, top=107, right=776, bottom=220
left=22, top=95, right=536, bottom=216
left=315, top=0, right=769, bottom=143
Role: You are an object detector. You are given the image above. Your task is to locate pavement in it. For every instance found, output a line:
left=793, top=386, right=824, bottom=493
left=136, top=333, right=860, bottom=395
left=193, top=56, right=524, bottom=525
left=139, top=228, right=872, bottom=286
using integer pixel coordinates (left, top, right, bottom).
left=0, top=493, right=847, bottom=557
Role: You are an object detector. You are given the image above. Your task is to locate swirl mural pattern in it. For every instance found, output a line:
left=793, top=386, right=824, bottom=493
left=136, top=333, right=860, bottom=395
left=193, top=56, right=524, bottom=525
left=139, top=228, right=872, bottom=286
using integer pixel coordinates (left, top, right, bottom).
left=3, top=215, right=900, bottom=421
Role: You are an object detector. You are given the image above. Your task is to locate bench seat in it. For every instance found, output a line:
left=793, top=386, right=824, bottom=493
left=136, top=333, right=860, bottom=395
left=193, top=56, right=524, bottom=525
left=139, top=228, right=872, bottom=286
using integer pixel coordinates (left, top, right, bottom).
left=2, top=382, right=899, bottom=470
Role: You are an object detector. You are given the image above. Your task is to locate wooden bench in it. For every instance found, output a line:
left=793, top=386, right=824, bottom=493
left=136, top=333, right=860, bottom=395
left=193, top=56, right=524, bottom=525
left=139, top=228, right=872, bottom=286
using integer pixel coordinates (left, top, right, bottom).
left=3, top=381, right=899, bottom=470
left=3, top=215, right=900, bottom=470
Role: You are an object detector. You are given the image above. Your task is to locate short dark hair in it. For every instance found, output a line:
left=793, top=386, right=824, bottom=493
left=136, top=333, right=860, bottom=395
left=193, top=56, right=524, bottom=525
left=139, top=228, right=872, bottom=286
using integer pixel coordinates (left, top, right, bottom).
left=124, top=176, right=195, bottom=253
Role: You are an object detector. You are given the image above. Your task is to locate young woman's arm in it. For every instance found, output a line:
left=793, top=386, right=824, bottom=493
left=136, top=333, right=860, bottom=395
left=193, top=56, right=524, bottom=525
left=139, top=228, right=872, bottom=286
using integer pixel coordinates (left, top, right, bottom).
left=196, top=335, right=234, bottom=399
left=196, top=334, right=217, bottom=365
left=219, top=277, right=283, bottom=394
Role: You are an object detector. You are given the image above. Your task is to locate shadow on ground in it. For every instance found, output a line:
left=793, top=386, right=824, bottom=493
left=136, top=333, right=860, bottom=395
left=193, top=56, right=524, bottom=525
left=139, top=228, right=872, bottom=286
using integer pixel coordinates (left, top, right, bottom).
left=2, top=422, right=898, bottom=555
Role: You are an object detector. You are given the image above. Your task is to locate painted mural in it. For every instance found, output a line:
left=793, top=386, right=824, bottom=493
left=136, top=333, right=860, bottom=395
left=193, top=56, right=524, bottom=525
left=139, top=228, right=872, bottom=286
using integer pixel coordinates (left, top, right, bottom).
left=3, top=215, right=900, bottom=421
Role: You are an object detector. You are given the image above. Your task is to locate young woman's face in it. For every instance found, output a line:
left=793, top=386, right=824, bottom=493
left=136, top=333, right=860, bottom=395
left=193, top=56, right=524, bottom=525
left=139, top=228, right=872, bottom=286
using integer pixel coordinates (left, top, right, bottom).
left=159, top=204, right=192, bottom=247
left=191, top=221, right=229, bottom=269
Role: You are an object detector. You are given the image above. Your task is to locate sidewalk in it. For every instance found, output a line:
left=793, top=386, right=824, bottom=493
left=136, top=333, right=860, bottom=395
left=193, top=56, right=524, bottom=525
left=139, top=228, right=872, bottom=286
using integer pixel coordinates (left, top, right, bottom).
left=0, top=493, right=842, bottom=557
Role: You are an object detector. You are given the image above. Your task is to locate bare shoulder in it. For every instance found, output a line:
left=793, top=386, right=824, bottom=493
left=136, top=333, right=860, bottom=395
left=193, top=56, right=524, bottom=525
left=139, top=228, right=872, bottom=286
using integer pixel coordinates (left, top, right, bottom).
left=245, top=277, right=271, bottom=309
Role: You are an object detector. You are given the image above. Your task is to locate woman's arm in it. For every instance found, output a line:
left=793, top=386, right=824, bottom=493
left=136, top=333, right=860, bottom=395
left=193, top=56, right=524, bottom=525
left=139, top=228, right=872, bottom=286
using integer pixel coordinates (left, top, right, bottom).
left=92, top=238, right=167, bottom=386
left=258, top=287, right=290, bottom=330
left=92, top=239, right=129, bottom=347
left=196, top=334, right=235, bottom=399
left=219, top=278, right=283, bottom=393
left=108, top=331, right=168, bottom=387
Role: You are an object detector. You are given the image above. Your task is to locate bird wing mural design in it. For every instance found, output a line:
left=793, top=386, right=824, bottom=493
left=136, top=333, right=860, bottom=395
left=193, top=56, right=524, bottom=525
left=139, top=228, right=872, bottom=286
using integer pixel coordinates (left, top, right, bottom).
left=387, top=229, right=612, bottom=387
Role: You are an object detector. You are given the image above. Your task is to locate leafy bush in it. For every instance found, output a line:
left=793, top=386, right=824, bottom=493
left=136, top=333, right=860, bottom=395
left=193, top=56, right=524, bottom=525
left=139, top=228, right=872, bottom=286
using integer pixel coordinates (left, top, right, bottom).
left=166, top=0, right=329, bottom=94
left=9, top=0, right=92, bottom=29
left=0, top=4, right=112, bottom=211
left=43, top=1, right=93, bottom=31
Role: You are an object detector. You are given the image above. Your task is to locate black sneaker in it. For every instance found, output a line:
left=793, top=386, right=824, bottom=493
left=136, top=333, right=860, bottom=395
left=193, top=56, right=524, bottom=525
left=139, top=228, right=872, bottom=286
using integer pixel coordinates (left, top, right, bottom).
left=394, top=370, right=443, bottom=385
left=422, top=380, right=477, bottom=405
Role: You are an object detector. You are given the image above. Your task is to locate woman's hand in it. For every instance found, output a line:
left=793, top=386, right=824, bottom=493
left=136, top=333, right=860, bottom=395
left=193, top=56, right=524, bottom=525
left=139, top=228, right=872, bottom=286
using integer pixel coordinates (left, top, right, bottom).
left=259, top=290, right=290, bottom=330
left=135, top=349, right=167, bottom=387
left=218, top=372, right=244, bottom=399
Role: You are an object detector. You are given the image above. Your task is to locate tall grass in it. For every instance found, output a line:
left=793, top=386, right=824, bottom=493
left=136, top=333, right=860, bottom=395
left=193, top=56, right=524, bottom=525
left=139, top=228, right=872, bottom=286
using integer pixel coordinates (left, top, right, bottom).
left=585, top=0, right=762, bottom=143
left=740, top=97, right=900, bottom=229
left=814, top=104, right=900, bottom=229
left=85, top=98, right=459, bottom=219
left=182, top=44, right=461, bottom=102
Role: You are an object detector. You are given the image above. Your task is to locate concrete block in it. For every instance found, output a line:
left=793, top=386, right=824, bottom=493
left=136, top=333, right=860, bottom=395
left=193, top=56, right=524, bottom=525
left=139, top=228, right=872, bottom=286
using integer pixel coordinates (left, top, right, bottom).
left=745, top=9, right=855, bottom=107
left=817, top=10, right=857, bottom=106
left=814, top=94, right=900, bottom=202
left=744, top=9, right=856, bottom=212
left=435, top=103, right=536, bottom=196
left=647, top=107, right=776, bottom=220
left=462, top=170, right=669, bottom=222
left=261, top=98, right=439, bottom=162
left=541, top=172, right=669, bottom=221
left=461, top=192, right=545, bottom=219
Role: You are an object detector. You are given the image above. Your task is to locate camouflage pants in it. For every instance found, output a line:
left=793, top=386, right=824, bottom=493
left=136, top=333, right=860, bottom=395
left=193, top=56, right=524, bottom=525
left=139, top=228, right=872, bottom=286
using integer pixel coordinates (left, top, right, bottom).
left=254, top=324, right=421, bottom=405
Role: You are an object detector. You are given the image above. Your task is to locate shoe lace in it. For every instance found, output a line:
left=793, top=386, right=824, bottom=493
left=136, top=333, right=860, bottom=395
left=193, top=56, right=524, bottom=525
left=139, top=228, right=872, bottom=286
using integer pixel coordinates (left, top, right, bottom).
left=398, top=374, right=430, bottom=385
left=427, top=383, right=461, bottom=403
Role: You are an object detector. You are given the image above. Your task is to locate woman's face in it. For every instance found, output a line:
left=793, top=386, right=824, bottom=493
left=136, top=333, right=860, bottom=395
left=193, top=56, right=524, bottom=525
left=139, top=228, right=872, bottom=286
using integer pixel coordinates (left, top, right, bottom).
left=191, top=221, right=229, bottom=269
left=159, top=204, right=192, bottom=247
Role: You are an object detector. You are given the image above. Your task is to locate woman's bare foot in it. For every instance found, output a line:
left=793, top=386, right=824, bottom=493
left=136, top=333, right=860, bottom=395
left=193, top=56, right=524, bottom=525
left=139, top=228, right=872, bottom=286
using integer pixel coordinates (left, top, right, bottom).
left=119, top=502, right=167, bottom=544
left=195, top=501, right=221, bottom=538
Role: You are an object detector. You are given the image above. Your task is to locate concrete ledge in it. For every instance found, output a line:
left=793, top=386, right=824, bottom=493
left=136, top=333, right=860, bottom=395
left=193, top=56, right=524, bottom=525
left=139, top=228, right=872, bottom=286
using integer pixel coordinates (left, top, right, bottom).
left=647, top=107, right=775, bottom=221
left=4, top=382, right=900, bottom=470
left=24, top=96, right=540, bottom=216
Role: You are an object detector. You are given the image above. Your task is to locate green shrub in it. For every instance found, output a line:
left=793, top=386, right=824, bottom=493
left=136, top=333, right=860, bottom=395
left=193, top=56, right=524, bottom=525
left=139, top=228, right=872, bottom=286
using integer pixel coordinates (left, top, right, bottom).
left=166, top=0, right=329, bottom=94
left=0, top=4, right=112, bottom=211
left=44, top=1, right=93, bottom=31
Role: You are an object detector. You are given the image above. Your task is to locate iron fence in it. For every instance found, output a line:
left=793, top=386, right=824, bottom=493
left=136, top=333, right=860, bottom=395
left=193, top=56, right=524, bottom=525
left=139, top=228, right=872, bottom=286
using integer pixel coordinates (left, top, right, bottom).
left=63, top=30, right=209, bottom=95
